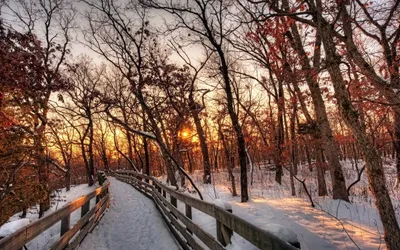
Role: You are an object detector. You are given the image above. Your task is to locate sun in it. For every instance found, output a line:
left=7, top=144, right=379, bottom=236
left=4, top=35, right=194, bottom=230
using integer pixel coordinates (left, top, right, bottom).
left=181, top=131, right=189, bottom=138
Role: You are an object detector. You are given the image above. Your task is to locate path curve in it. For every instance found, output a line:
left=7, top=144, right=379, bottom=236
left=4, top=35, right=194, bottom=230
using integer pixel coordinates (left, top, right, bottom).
left=78, top=177, right=180, bottom=250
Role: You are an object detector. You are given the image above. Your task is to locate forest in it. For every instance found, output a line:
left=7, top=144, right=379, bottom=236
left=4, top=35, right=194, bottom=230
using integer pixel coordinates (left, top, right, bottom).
left=0, top=0, right=399, bottom=249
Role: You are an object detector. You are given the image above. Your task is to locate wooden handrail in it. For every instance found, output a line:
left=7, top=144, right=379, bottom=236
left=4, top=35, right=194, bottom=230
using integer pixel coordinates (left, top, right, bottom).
left=115, top=170, right=298, bottom=250
left=0, top=178, right=110, bottom=250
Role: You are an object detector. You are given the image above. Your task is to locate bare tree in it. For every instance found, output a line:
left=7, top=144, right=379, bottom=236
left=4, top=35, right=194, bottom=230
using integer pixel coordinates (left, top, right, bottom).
left=257, top=0, right=400, bottom=248
left=3, top=0, right=75, bottom=216
left=142, top=0, right=249, bottom=202
left=231, top=4, right=348, bottom=200
left=168, top=41, right=214, bottom=184
left=47, top=119, right=74, bottom=191
left=103, top=69, right=138, bottom=169
left=82, top=0, right=203, bottom=198
left=59, top=56, right=104, bottom=186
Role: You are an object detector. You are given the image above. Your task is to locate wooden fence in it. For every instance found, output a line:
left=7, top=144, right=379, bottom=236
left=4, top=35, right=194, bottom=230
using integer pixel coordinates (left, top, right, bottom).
left=114, top=170, right=298, bottom=250
left=0, top=176, right=110, bottom=250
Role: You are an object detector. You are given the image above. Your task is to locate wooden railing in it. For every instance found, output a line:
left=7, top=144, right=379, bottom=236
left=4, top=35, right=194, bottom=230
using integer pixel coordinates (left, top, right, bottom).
left=114, top=170, right=298, bottom=250
left=0, top=177, right=110, bottom=250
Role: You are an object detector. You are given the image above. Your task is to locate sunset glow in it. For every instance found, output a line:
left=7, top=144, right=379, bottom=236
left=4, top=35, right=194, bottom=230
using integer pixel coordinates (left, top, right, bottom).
left=1, top=1, right=399, bottom=249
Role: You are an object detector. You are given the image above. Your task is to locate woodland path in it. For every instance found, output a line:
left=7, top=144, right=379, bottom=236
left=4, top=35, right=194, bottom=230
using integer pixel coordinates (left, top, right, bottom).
left=78, top=177, right=180, bottom=250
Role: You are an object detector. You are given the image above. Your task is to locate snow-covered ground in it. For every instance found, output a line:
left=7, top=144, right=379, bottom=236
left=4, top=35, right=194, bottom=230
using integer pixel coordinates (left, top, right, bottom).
left=0, top=183, right=98, bottom=249
left=190, top=184, right=384, bottom=250
left=158, top=159, right=399, bottom=250
left=0, top=219, right=30, bottom=238
left=4, top=158, right=395, bottom=250
left=78, top=177, right=180, bottom=250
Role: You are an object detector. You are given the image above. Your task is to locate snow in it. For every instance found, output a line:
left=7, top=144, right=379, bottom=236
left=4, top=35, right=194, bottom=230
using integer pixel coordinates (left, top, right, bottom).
left=0, top=219, right=30, bottom=238
left=262, top=223, right=298, bottom=245
left=159, top=159, right=399, bottom=250
left=6, top=157, right=391, bottom=250
left=126, top=127, right=156, bottom=139
left=214, top=199, right=232, bottom=211
left=47, top=158, right=67, bottom=173
left=245, top=147, right=253, bottom=178
left=3, top=183, right=98, bottom=250
left=78, top=177, right=180, bottom=250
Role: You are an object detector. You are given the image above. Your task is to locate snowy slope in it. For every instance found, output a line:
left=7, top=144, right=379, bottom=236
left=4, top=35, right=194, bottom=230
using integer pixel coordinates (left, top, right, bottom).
left=172, top=183, right=384, bottom=250
left=78, top=177, right=180, bottom=250
left=158, top=159, right=398, bottom=250
left=189, top=178, right=386, bottom=250
left=1, top=183, right=98, bottom=250
left=0, top=219, right=30, bottom=238
left=5, top=183, right=99, bottom=224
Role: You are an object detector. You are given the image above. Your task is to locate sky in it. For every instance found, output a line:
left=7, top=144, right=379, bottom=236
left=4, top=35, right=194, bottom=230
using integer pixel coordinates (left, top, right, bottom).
left=0, top=0, right=281, bottom=117
left=0, top=0, right=204, bottom=65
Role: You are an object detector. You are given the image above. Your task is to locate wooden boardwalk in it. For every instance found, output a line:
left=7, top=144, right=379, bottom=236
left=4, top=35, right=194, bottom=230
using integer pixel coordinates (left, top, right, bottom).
left=78, top=177, right=180, bottom=250
left=0, top=171, right=299, bottom=250
left=115, top=170, right=299, bottom=250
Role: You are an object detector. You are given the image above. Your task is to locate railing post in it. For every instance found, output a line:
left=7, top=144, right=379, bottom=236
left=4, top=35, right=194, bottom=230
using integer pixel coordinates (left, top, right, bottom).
left=81, top=201, right=90, bottom=218
left=185, top=204, right=192, bottom=234
left=170, top=195, right=177, bottom=219
left=96, top=182, right=107, bottom=204
left=185, top=204, right=192, bottom=219
left=170, top=195, right=177, bottom=207
left=152, top=181, right=157, bottom=194
left=96, top=193, right=100, bottom=204
left=216, top=203, right=233, bottom=246
left=98, top=172, right=103, bottom=185
left=60, top=214, right=70, bottom=237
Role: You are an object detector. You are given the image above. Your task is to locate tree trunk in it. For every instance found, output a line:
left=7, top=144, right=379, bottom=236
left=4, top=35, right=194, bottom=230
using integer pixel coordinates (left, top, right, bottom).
left=142, top=110, right=150, bottom=177
left=351, top=143, right=359, bottom=170
left=304, top=138, right=313, bottom=171
left=219, top=128, right=237, bottom=197
left=394, top=111, right=400, bottom=187
left=20, top=207, right=27, bottom=218
left=187, top=151, right=193, bottom=173
left=133, top=136, right=144, bottom=171
left=65, top=167, right=71, bottom=192
left=342, top=144, right=347, bottom=161
left=38, top=154, right=50, bottom=218
left=122, top=109, right=134, bottom=163
left=88, top=118, right=95, bottom=186
left=214, top=147, right=219, bottom=171
left=289, top=23, right=349, bottom=201
left=101, top=144, right=109, bottom=171
left=316, top=146, right=328, bottom=196
left=319, top=14, right=400, bottom=248
left=144, top=137, right=150, bottom=176
left=192, top=109, right=212, bottom=184
left=216, top=48, right=248, bottom=202
left=79, top=136, right=90, bottom=183
left=275, top=80, right=285, bottom=185
left=290, top=96, right=297, bottom=195
left=136, top=91, right=178, bottom=187
left=36, top=131, right=50, bottom=218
